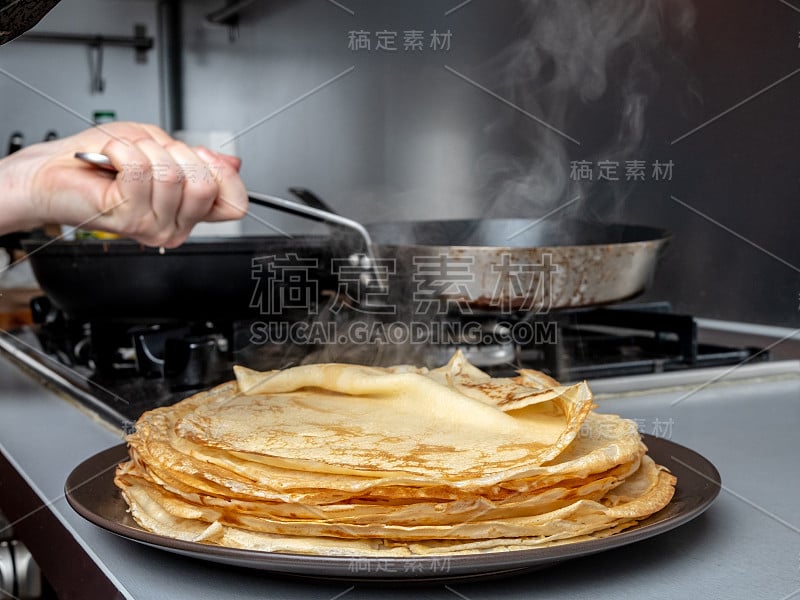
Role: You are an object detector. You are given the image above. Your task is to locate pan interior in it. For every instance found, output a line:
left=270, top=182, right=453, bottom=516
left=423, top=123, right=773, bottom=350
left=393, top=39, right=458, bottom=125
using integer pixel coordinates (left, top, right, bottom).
left=364, top=219, right=667, bottom=249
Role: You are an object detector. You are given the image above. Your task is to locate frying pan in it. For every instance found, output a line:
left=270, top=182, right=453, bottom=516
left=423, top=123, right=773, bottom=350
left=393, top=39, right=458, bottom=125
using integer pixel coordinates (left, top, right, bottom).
left=21, top=236, right=345, bottom=322
left=361, top=218, right=669, bottom=312
left=256, top=188, right=671, bottom=313
left=23, top=154, right=669, bottom=320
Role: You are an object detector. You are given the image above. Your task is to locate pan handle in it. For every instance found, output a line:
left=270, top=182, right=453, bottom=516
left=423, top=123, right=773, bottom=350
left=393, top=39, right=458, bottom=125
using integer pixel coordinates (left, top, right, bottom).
left=246, top=191, right=385, bottom=292
left=244, top=191, right=374, bottom=249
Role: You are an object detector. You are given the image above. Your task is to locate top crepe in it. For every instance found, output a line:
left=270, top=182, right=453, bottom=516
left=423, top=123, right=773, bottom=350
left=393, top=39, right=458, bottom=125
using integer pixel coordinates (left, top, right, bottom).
left=176, top=357, right=595, bottom=484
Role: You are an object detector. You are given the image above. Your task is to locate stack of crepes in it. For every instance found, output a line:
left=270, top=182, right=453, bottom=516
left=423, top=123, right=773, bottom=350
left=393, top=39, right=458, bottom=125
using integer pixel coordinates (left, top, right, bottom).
left=114, top=351, right=676, bottom=556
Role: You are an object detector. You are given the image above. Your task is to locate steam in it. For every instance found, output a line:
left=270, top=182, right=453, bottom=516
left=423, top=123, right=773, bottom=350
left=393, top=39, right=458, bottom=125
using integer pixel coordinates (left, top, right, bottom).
left=481, top=0, right=696, bottom=217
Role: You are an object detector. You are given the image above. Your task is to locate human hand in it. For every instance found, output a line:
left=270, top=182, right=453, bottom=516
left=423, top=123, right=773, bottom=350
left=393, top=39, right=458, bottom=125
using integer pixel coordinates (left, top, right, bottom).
left=0, top=122, right=249, bottom=248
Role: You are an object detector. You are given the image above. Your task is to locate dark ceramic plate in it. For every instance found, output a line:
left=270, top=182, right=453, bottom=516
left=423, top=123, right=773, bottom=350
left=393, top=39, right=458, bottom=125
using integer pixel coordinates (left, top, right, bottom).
left=65, top=435, right=720, bottom=582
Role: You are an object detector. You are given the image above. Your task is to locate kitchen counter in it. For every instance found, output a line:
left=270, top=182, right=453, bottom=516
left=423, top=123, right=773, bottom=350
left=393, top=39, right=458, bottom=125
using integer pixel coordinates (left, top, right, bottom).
left=1, top=354, right=800, bottom=600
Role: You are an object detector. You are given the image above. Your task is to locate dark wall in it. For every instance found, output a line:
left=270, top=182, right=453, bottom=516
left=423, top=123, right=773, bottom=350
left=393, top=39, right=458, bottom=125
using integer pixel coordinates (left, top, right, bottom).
left=627, top=0, right=800, bottom=327
left=182, top=0, right=799, bottom=326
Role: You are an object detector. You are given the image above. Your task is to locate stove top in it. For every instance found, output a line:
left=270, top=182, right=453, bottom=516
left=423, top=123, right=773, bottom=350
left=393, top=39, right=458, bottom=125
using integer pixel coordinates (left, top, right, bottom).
left=0, top=300, right=768, bottom=432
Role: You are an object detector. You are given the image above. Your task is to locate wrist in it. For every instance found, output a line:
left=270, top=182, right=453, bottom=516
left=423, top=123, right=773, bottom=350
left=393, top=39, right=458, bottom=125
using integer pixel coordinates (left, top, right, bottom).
left=0, top=147, right=47, bottom=234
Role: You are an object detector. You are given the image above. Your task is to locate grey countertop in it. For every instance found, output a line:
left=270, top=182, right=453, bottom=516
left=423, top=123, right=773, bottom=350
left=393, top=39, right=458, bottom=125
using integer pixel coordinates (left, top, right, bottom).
left=1, top=355, right=799, bottom=600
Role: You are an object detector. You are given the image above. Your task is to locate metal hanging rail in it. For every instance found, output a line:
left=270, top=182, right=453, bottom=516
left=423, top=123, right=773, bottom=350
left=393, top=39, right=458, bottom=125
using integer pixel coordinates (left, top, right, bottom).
left=18, top=25, right=153, bottom=63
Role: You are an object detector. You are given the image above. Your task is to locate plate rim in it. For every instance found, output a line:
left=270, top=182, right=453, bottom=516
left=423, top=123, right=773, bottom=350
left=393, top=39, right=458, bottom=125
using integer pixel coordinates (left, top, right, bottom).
left=64, top=434, right=721, bottom=581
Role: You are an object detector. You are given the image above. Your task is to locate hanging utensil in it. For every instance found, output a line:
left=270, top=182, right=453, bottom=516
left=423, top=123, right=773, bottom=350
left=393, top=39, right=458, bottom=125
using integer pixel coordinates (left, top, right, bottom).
left=6, top=132, right=23, bottom=155
left=88, top=40, right=105, bottom=94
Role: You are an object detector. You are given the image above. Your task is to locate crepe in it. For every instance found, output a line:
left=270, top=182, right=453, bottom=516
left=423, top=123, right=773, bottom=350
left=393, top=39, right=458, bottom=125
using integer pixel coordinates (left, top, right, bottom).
left=193, top=362, right=593, bottom=482
left=115, top=351, right=676, bottom=556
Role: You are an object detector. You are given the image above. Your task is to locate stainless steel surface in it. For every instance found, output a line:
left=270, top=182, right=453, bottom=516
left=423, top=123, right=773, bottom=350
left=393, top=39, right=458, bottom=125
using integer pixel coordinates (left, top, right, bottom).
left=74, top=151, right=116, bottom=171
left=588, top=359, right=800, bottom=396
left=0, top=329, right=134, bottom=431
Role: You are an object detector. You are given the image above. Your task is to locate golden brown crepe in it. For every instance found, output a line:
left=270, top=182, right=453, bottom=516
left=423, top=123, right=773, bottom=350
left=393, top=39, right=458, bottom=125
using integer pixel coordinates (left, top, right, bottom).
left=114, top=351, right=676, bottom=556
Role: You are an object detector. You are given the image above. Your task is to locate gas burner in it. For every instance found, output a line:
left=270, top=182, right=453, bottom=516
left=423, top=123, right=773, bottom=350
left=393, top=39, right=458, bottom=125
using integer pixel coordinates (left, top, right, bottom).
left=441, top=343, right=517, bottom=368
left=424, top=320, right=517, bottom=367
left=31, top=297, right=239, bottom=392
left=127, top=323, right=232, bottom=390
left=519, top=303, right=769, bottom=380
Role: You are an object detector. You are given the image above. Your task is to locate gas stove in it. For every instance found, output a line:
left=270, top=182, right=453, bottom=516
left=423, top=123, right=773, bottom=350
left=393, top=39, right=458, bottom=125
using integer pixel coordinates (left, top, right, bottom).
left=0, top=295, right=768, bottom=433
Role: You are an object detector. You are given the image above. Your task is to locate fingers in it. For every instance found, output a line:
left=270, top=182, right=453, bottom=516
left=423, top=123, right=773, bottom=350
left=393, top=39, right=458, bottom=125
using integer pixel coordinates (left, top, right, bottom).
left=134, top=139, right=185, bottom=236
left=195, top=146, right=249, bottom=222
left=94, top=138, right=178, bottom=247
left=46, top=123, right=247, bottom=247
left=99, top=136, right=154, bottom=232
left=97, top=136, right=248, bottom=247
left=161, top=141, right=219, bottom=238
